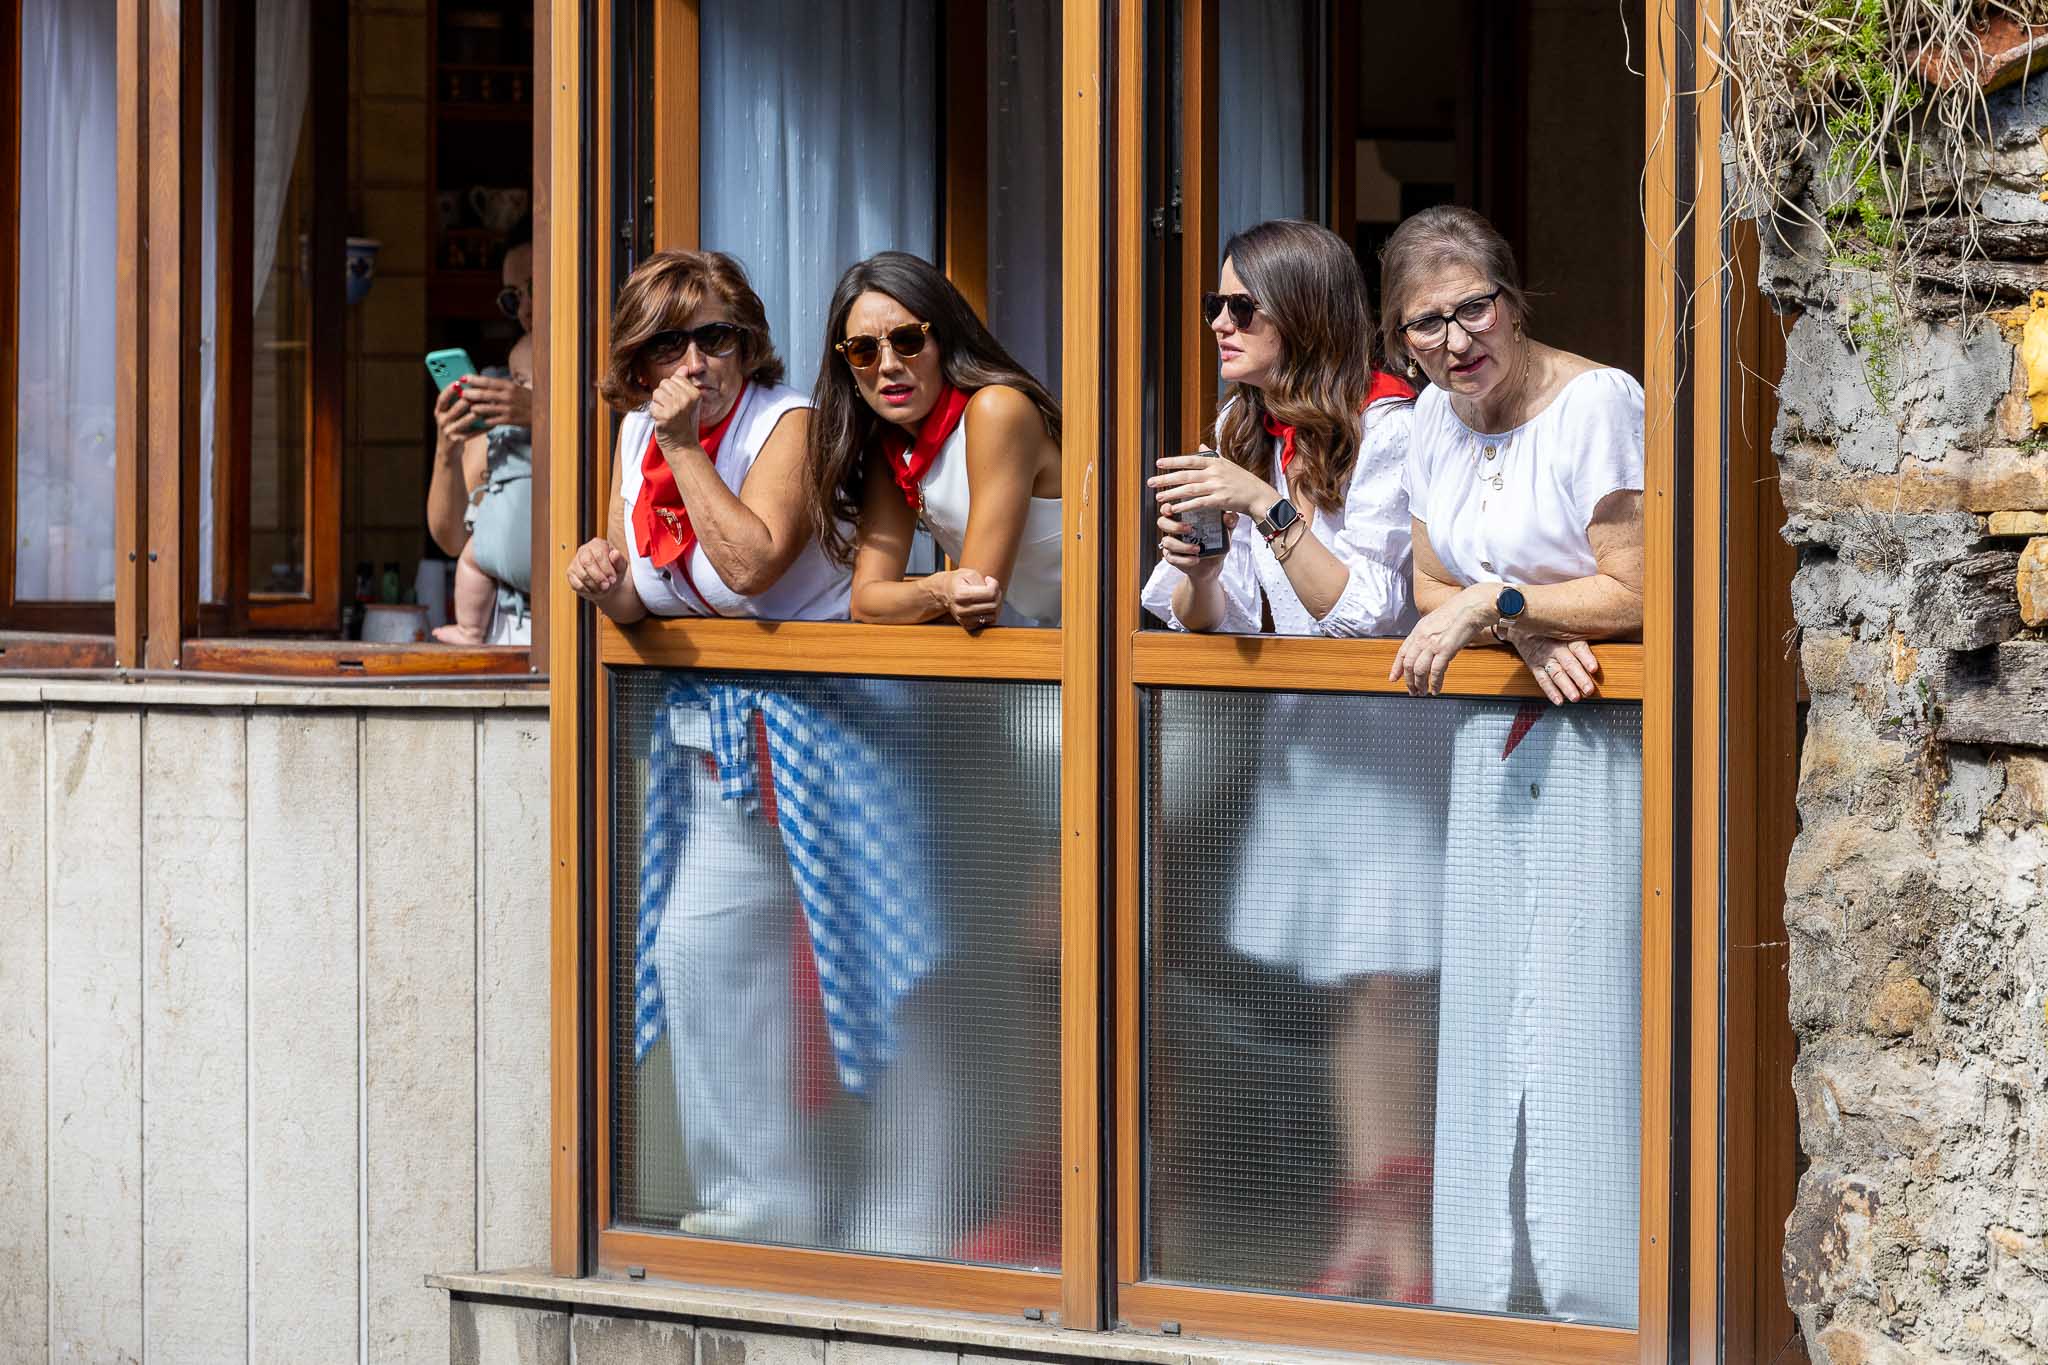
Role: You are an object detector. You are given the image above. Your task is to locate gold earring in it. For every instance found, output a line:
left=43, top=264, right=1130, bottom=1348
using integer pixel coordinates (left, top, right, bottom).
left=1406, top=360, right=1419, bottom=379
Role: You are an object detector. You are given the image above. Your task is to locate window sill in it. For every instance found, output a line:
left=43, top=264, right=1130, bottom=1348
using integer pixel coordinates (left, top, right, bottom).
left=427, top=1268, right=1482, bottom=1365
left=0, top=677, right=546, bottom=710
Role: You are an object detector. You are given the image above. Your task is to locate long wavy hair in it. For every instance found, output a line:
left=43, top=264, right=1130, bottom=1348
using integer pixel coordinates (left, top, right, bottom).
left=1214, top=219, right=1390, bottom=517
left=806, top=251, right=1060, bottom=565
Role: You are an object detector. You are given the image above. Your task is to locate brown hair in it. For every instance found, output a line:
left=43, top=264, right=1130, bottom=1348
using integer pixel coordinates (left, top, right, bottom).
left=1214, top=219, right=1389, bottom=517
left=806, top=251, right=1060, bottom=566
left=597, top=249, right=785, bottom=412
left=1376, top=205, right=1532, bottom=377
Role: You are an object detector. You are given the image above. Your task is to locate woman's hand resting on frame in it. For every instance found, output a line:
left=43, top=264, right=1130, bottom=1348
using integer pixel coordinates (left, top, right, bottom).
left=1511, top=634, right=1602, bottom=705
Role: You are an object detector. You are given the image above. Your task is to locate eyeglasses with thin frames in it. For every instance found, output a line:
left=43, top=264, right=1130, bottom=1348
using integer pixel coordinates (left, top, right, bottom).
left=1397, top=289, right=1504, bottom=351
left=836, top=320, right=932, bottom=370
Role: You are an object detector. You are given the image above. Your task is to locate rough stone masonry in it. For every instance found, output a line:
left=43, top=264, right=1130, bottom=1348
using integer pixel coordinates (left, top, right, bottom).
left=1757, top=52, right=2048, bottom=1365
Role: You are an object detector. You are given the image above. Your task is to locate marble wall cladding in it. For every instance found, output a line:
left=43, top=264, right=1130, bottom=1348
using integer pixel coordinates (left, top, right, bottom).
left=0, top=697, right=550, bottom=1365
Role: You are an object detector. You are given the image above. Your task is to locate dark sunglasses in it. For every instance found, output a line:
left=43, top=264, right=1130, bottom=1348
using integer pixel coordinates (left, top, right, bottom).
left=643, top=321, right=744, bottom=365
left=1200, top=291, right=1259, bottom=329
left=496, top=284, right=529, bottom=320
left=835, top=320, right=931, bottom=370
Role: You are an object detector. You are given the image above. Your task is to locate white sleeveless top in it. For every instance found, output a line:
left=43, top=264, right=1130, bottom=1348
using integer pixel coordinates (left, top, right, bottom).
left=915, top=421, right=1063, bottom=627
left=618, top=383, right=850, bottom=621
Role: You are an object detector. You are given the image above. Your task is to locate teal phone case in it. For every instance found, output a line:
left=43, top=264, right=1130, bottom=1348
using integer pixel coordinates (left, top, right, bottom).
left=425, top=348, right=485, bottom=431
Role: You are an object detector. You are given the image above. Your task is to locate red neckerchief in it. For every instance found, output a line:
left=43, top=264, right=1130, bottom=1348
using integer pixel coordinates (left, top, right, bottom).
left=632, top=384, right=747, bottom=571
left=1260, top=370, right=1416, bottom=472
left=879, top=384, right=971, bottom=511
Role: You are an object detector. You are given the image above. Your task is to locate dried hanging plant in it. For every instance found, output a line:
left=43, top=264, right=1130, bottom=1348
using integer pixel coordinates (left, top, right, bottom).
left=1719, top=0, right=2048, bottom=289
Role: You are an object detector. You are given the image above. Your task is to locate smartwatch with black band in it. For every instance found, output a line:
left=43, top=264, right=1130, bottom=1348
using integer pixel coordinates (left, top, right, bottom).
left=1255, top=498, right=1301, bottom=542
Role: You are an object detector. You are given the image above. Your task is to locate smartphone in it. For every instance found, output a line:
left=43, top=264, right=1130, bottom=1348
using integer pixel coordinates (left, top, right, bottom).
left=1179, top=450, right=1231, bottom=558
left=425, top=347, right=486, bottom=432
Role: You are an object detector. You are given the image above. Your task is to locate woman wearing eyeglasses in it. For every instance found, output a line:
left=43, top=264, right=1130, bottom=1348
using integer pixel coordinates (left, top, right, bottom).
left=1140, top=218, right=1445, bottom=1306
left=807, top=250, right=1062, bottom=628
left=427, top=218, right=540, bottom=643
left=566, top=248, right=848, bottom=624
left=1382, top=205, right=1644, bottom=1325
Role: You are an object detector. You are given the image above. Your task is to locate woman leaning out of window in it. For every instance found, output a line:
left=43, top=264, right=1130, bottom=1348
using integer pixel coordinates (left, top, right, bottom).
left=1141, top=218, right=1449, bottom=1304
left=1385, top=205, right=1646, bottom=1324
left=562, top=250, right=862, bottom=1248
left=807, top=250, right=1064, bottom=628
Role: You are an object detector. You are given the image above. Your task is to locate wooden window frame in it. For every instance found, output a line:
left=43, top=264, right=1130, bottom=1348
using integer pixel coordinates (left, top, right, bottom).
left=552, top=0, right=1109, bottom=1329
left=554, top=4, right=1787, bottom=1363
left=1111, top=5, right=1670, bottom=1362
left=0, top=0, right=546, bottom=681
left=0, top=0, right=129, bottom=648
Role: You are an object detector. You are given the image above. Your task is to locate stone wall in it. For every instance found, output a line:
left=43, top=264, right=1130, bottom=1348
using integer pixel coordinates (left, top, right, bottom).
left=1759, top=63, right=2048, bottom=1365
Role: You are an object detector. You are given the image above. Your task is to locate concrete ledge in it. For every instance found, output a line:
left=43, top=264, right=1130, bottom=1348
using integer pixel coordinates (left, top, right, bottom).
left=0, top=679, right=547, bottom=710
left=429, top=1269, right=1471, bottom=1365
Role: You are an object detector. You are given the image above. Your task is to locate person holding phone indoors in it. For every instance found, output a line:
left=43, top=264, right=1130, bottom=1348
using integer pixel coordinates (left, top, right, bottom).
left=427, top=217, right=538, bottom=643
left=1383, top=205, right=1645, bottom=1324
left=807, top=250, right=1062, bottom=628
left=1141, top=218, right=1447, bottom=1304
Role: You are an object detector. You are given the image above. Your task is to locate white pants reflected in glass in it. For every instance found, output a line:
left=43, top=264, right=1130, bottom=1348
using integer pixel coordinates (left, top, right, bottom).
left=651, top=753, right=959, bottom=1255
left=1435, top=704, right=1642, bottom=1327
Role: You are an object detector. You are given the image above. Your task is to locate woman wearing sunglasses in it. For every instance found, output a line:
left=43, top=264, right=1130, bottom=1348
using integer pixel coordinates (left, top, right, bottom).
left=808, top=250, right=1062, bottom=628
left=567, top=248, right=848, bottom=624
left=1140, top=217, right=1448, bottom=1305
left=563, top=249, right=856, bottom=1249
left=1383, top=205, right=1644, bottom=1325
left=426, top=218, right=539, bottom=643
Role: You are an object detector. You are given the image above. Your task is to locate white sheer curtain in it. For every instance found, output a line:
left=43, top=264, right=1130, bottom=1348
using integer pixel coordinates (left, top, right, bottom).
left=986, top=0, right=1061, bottom=396
left=1218, top=0, right=1311, bottom=250
left=699, top=0, right=940, bottom=391
left=15, top=0, right=119, bottom=601
left=199, top=0, right=310, bottom=602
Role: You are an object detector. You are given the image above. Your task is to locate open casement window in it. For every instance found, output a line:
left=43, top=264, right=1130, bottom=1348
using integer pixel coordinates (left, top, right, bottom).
left=180, top=0, right=546, bottom=677
left=1118, top=2, right=1664, bottom=1359
left=206, top=0, right=347, bottom=638
left=1, top=0, right=549, bottom=678
left=0, top=0, right=120, bottom=665
left=555, top=0, right=1101, bottom=1322
left=553, top=2, right=1794, bottom=1359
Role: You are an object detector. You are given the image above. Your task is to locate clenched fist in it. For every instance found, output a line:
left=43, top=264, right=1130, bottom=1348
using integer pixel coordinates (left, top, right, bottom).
left=650, top=370, right=706, bottom=454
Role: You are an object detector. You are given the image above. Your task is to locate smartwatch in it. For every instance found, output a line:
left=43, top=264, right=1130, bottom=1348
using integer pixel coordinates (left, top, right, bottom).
left=1255, top=498, right=1301, bottom=542
left=1495, top=584, right=1526, bottom=623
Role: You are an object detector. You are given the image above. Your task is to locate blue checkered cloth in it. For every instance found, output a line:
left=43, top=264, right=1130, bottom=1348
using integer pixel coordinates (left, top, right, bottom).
left=632, top=678, right=941, bottom=1096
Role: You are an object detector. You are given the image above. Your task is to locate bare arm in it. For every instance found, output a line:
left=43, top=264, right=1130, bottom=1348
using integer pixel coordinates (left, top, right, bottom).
left=566, top=452, right=648, bottom=623
left=1410, top=518, right=1464, bottom=615
left=660, top=408, right=816, bottom=597
left=951, top=386, right=1049, bottom=595
left=1498, top=490, right=1644, bottom=643
left=426, top=382, right=485, bottom=556
left=848, top=455, right=946, bottom=623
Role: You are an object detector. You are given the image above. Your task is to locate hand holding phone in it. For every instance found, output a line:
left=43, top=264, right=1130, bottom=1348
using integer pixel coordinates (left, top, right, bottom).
left=425, top=347, right=486, bottom=433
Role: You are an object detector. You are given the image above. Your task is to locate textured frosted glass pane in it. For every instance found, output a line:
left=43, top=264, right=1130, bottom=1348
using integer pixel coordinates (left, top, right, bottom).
left=611, top=669, right=1061, bottom=1269
left=1143, top=688, right=1642, bottom=1327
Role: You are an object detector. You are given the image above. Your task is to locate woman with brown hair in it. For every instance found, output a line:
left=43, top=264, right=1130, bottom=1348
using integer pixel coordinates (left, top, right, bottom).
left=807, top=250, right=1063, bottom=627
left=1141, top=218, right=1447, bottom=1304
left=1383, top=204, right=1644, bottom=1325
left=567, top=248, right=846, bottom=623
left=566, top=249, right=854, bottom=1248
